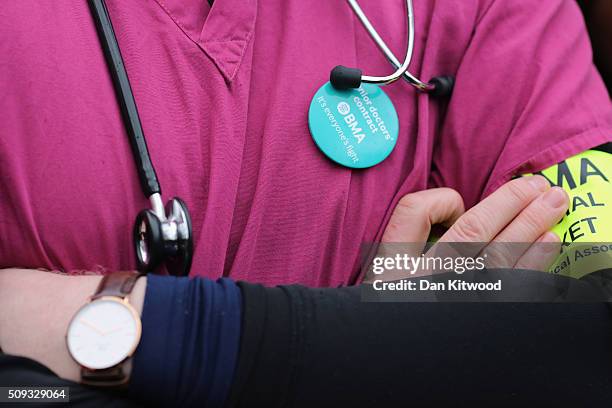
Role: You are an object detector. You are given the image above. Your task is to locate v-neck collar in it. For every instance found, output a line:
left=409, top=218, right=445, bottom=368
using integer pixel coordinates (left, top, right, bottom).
left=154, top=0, right=257, bottom=82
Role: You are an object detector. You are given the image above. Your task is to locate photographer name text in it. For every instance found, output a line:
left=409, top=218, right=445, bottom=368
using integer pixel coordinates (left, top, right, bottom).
left=372, top=278, right=502, bottom=292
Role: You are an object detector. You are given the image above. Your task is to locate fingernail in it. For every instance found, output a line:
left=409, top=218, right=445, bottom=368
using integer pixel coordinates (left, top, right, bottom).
left=527, top=175, right=550, bottom=192
left=543, top=187, right=568, bottom=208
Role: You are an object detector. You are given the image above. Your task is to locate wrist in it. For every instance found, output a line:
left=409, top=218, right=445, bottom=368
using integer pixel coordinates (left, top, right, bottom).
left=0, top=269, right=102, bottom=380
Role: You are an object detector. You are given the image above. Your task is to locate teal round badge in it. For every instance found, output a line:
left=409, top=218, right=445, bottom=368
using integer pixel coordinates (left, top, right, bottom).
left=308, top=82, right=399, bottom=169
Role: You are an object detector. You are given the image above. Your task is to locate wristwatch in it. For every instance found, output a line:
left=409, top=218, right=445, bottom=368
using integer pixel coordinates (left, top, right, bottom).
left=66, top=271, right=143, bottom=386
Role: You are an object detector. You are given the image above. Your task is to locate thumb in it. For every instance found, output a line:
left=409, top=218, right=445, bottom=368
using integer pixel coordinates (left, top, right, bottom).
left=382, top=188, right=465, bottom=244
left=366, top=188, right=465, bottom=283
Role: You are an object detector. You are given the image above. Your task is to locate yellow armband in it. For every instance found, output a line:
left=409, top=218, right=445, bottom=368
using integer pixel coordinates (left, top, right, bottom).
left=526, top=149, right=611, bottom=278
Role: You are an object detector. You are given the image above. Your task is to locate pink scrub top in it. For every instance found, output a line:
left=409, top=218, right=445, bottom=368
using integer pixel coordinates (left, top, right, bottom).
left=1, top=0, right=611, bottom=286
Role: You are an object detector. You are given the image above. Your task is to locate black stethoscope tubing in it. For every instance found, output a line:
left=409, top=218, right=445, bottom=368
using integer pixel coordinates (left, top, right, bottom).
left=89, top=0, right=160, bottom=197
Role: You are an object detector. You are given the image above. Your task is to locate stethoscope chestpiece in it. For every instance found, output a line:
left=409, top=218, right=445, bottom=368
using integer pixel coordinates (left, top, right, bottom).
left=133, top=195, right=193, bottom=277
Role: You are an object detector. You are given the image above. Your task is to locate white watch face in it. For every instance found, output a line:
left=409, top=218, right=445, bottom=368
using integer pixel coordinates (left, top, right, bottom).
left=66, top=298, right=141, bottom=370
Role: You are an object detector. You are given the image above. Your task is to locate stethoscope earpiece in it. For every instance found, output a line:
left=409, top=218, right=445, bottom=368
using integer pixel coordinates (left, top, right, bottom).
left=330, top=63, right=456, bottom=98
left=330, top=65, right=363, bottom=90
left=330, top=0, right=455, bottom=99
left=429, top=76, right=455, bottom=98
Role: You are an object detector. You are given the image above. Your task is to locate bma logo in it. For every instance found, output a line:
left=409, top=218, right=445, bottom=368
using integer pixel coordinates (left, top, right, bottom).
left=337, top=102, right=350, bottom=115
left=337, top=101, right=365, bottom=144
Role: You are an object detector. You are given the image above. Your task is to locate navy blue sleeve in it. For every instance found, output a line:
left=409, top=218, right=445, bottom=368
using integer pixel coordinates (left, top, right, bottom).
left=129, top=275, right=241, bottom=407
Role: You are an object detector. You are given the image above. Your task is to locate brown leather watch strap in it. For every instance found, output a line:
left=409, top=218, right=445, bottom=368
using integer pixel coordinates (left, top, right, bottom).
left=81, top=365, right=128, bottom=387
left=91, top=271, right=143, bottom=301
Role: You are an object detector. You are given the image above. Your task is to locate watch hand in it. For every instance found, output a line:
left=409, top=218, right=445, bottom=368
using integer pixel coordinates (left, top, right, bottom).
left=79, top=318, right=105, bottom=335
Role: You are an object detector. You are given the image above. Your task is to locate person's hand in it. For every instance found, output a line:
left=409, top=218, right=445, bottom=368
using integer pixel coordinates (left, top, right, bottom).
left=380, top=187, right=465, bottom=244
left=367, top=176, right=568, bottom=281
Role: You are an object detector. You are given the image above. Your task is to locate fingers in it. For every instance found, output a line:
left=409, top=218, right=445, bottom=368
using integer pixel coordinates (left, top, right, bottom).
left=382, top=188, right=465, bottom=244
left=366, top=188, right=464, bottom=283
left=483, top=186, right=568, bottom=267
left=514, top=232, right=561, bottom=271
left=438, top=176, right=550, bottom=249
left=494, top=186, right=568, bottom=243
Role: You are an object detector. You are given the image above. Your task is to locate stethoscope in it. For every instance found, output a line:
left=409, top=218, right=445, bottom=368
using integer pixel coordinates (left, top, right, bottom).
left=87, top=0, right=453, bottom=277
